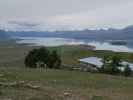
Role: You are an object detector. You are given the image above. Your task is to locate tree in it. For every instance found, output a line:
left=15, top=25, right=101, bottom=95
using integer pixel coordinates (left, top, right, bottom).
left=110, top=56, right=121, bottom=74
left=48, top=50, right=61, bottom=69
left=123, top=64, right=132, bottom=77
left=100, top=56, right=110, bottom=72
left=100, top=55, right=121, bottom=75
left=24, top=47, right=61, bottom=69
left=111, top=56, right=121, bottom=66
left=24, top=49, right=38, bottom=68
left=36, top=47, right=50, bottom=66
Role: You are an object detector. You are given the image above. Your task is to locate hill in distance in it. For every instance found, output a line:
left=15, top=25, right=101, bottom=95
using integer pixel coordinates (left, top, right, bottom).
left=0, top=30, right=10, bottom=40
left=1, top=25, right=133, bottom=41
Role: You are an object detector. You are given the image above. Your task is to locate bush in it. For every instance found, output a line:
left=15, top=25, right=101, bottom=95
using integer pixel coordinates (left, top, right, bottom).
left=25, top=49, right=39, bottom=68
left=123, top=64, right=132, bottom=77
left=101, top=55, right=121, bottom=75
left=100, top=55, right=133, bottom=76
left=48, top=50, right=61, bottom=69
left=25, top=47, right=61, bottom=69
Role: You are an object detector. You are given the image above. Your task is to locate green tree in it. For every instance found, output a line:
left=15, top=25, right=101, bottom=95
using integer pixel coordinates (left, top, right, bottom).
left=110, top=56, right=121, bottom=74
left=111, top=56, right=121, bottom=66
left=100, top=56, right=110, bottom=72
left=24, top=49, right=38, bottom=68
left=48, top=50, right=61, bottom=69
left=100, top=55, right=121, bottom=75
left=123, top=64, right=132, bottom=77
left=24, top=47, right=61, bottom=69
left=36, top=47, right=50, bottom=66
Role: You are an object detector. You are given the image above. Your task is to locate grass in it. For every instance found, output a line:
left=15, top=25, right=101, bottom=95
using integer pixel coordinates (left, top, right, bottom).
left=0, top=41, right=133, bottom=67
left=0, top=68, right=133, bottom=100
left=49, top=45, right=133, bottom=66
left=0, top=41, right=133, bottom=99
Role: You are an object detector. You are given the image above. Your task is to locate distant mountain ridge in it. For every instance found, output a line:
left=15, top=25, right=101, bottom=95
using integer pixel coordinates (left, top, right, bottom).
left=0, top=30, right=10, bottom=40
left=1, top=25, right=133, bottom=41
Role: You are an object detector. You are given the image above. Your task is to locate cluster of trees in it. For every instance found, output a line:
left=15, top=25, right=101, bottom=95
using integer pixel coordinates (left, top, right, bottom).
left=100, top=55, right=132, bottom=76
left=24, top=47, right=61, bottom=69
left=24, top=47, right=132, bottom=77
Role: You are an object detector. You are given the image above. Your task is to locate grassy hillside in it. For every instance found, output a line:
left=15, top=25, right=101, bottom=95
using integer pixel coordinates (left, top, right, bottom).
left=0, top=42, right=133, bottom=100
left=52, top=45, right=133, bottom=66
left=0, top=42, right=133, bottom=68
left=0, top=68, right=133, bottom=100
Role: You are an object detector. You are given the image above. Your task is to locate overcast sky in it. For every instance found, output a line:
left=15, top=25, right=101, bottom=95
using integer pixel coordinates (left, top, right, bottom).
left=0, top=0, right=133, bottom=31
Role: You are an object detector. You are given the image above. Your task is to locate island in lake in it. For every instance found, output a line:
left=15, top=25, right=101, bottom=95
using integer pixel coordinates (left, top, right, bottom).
left=108, top=40, right=127, bottom=45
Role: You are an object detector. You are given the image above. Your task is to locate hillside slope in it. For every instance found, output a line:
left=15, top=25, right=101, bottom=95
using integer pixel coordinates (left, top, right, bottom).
left=0, top=68, right=133, bottom=100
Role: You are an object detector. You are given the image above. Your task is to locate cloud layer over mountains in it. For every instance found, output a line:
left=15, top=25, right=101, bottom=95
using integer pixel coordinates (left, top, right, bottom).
left=0, top=0, right=133, bottom=31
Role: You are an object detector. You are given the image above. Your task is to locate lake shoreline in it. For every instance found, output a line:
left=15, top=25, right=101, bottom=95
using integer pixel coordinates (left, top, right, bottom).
left=15, top=37, right=133, bottom=53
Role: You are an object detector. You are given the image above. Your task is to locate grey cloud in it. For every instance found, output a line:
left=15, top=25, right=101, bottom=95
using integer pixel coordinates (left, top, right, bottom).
left=0, top=0, right=133, bottom=30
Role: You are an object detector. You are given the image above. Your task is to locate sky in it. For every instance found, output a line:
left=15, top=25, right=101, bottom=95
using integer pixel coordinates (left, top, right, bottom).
left=0, top=0, right=133, bottom=31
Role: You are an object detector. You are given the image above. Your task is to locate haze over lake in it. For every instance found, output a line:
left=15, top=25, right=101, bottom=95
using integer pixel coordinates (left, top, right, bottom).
left=16, top=37, right=133, bottom=53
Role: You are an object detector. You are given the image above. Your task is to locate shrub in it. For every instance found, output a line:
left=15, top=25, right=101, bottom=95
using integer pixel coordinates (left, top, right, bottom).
left=123, top=64, right=132, bottom=77
left=25, top=47, right=61, bottom=69
left=100, top=55, right=121, bottom=75
left=48, top=50, right=61, bottom=69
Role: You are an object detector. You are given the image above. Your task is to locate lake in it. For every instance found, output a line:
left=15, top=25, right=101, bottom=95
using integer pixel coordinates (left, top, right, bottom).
left=16, top=37, right=133, bottom=53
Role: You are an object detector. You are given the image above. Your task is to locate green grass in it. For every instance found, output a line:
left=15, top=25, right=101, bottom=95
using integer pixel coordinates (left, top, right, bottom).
left=0, top=42, right=133, bottom=67
left=49, top=45, right=133, bottom=66
left=0, top=68, right=133, bottom=100
left=0, top=42, right=133, bottom=99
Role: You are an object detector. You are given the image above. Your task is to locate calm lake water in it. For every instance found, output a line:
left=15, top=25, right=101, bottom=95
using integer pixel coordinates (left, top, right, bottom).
left=16, top=37, right=133, bottom=53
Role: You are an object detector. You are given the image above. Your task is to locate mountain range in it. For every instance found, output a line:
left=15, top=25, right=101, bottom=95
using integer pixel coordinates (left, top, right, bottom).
left=1, top=25, right=133, bottom=41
